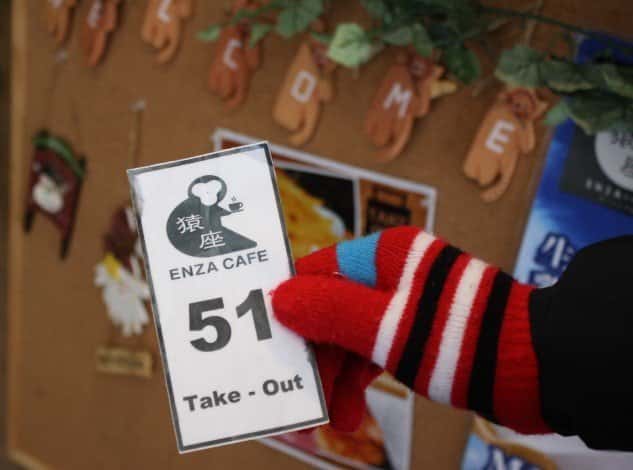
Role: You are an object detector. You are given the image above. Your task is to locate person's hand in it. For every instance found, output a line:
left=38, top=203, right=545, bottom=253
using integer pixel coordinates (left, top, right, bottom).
left=273, top=226, right=549, bottom=435
left=272, top=226, right=633, bottom=451
left=529, top=235, right=633, bottom=450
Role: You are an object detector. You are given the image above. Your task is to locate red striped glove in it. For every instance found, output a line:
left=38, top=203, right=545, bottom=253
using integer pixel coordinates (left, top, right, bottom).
left=273, top=226, right=633, bottom=450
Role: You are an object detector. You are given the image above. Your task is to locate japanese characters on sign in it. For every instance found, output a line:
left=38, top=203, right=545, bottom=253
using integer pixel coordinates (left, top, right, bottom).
left=528, top=232, right=576, bottom=287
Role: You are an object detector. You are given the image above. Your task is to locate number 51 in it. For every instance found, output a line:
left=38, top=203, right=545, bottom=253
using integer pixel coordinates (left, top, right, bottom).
left=189, top=289, right=271, bottom=352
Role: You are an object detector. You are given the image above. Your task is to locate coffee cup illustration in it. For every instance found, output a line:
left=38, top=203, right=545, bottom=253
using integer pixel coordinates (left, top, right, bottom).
left=166, top=175, right=256, bottom=257
left=229, top=200, right=244, bottom=212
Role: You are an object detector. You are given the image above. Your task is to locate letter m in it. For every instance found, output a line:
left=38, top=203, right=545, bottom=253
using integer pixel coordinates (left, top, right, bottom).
left=383, top=83, right=412, bottom=119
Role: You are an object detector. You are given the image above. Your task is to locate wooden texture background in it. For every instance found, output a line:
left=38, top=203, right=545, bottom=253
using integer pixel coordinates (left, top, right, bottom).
left=7, top=1, right=633, bottom=469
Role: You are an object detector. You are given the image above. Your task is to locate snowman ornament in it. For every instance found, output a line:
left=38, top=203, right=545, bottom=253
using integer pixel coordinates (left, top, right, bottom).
left=32, top=170, right=67, bottom=214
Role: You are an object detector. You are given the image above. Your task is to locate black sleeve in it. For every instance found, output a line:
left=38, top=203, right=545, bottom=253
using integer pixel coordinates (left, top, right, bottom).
left=529, top=236, right=633, bottom=451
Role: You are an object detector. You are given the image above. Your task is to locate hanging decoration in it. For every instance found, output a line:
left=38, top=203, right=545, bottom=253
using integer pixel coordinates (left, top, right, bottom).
left=199, top=0, right=633, bottom=136
left=46, top=0, right=77, bottom=45
left=94, top=101, right=154, bottom=379
left=81, top=0, right=122, bottom=67
left=463, top=87, right=547, bottom=202
left=95, top=205, right=151, bottom=338
left=365, top=49, right=456, bottom=161
left=207, top=0, right=262, bottom=109
left=496, top=45, right=633, bottom=134
left=461, top=6, right=547, bottom=203
left=273, top=29, right=336, bottom=146
left=24, top=132, right=86, bottom=258
left=141, top=0, right=193, bottom=64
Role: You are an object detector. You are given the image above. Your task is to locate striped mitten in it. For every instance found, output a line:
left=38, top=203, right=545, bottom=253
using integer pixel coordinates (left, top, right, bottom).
left=273, top=226, right=549, bottom=434
left=273, top=227, right=633, bottom=450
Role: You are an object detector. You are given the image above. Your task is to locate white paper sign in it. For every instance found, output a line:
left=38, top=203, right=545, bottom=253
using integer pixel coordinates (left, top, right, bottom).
left=128, top=142, right=328, bottom=452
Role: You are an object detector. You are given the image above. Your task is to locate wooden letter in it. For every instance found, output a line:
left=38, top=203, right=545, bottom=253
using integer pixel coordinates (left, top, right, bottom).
left=365, top=54, right=420, bottom=162
left=463, top=87, right=547, bottom=202
left=141, top=0, right=192, bottom=64
left=273, top=39, right=335, bottom=146
left=81, top=0, right=121, bottom=67
left=365, top=52, right=454, bottom=162
left=223, top=38, right=242, bottom=70
left=383, top=82, right=413, bottom=118
left=290, top=70, right=317, bottom=103
left=46, top=0, right=77, bottom=45
left=208, top=11, right=261, bottom=109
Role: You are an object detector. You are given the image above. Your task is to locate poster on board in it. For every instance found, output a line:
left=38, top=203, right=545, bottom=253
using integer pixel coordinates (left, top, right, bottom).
left=515, top=37, right=633, bottom=288
left=213, top=128, right=438, bottom=469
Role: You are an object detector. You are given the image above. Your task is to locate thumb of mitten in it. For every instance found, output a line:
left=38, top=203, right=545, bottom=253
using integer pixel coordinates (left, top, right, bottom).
left=273, top=274, right=389, bottom=431
left=273, top=275, right=393, bottom=359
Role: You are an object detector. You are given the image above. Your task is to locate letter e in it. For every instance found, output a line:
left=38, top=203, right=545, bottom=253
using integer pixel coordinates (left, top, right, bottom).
left=485, top=120, right=516, bottom=154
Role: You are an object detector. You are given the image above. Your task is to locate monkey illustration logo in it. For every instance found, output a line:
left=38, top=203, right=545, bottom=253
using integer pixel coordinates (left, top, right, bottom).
left=463, top=87, right=547, bottom=202
left=166, top=175, right=256, bottom=257
left=273, top=35, right=336, bottom=146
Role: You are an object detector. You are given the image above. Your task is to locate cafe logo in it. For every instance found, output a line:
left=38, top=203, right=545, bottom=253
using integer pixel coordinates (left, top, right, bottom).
left=166, top=175, right=257, bottom=257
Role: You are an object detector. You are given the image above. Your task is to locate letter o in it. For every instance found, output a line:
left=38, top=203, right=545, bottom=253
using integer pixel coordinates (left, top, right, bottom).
left=290, top=71, right=317, bottom=103
left=263, top=379, right=278, bottom=396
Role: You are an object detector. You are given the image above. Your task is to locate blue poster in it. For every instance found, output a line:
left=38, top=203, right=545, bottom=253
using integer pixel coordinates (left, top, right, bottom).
left=514, top=38, right=633, bottom=286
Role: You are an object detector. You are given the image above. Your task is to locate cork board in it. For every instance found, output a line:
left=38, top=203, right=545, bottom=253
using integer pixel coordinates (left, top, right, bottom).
left=8, top=1, right=633, bottom=469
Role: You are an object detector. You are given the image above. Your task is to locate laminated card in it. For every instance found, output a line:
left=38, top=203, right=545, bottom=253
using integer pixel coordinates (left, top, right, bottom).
left=128, top=142, right=328, bottom=452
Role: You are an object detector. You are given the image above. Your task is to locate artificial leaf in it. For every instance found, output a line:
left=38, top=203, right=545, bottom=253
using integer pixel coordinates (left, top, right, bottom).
left=621, top=105, right=633, bottom=132
left=230, top=0, right=283, bottom=25
left=428, top=22, right=457, bottom=45
left=565, top=92, right=627, bottom=134
left=544, top=101, right=569, bottom=127
left=249, top=23, right=272, bottom=47
left=310, top=31, right=332, bottom=45
left=382, top=26, right=412, bottom=46
left=421, top=0, right=472, bottom=17
left=444, top=44, right=480, bottom=84
left=275, top=0, right=323, bottom=38
left=361, top=0, right=387, bottom=18
left=412, top=23, right=433, bottom=57
left=33, top=134, right=85, bottom=178
left=231, top=8, right=257, bottom=24
left=197, top=24, right=222, bottom=42
left=600, top=64, right=633, bottom=99
left=435, top=0, right=480, bottom=36
left=540, top=60, right=592, bottom=92
left=495, top=45, right=544, bottom=88
left=328, top=23, right=373, bottom=68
